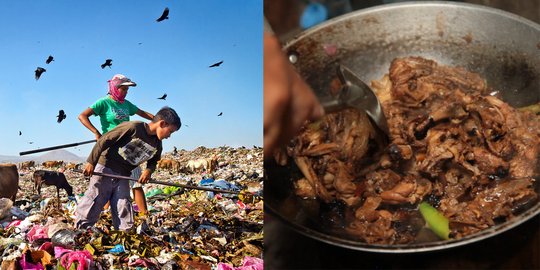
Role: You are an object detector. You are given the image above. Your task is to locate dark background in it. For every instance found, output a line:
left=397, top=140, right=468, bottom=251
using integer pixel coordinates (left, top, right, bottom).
left=264, top=1, right=540, bottom=269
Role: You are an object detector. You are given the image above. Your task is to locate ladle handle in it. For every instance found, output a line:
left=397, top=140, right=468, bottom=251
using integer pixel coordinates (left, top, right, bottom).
left=318, top=94, right=346, bottom=113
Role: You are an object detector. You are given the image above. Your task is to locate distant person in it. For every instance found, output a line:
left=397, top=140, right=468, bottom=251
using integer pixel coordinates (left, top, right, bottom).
left=75, top=106, right=181, bottom=231
left=78, top=74, right=154, bottom=216
left=172, top=146, right=178, bottom=156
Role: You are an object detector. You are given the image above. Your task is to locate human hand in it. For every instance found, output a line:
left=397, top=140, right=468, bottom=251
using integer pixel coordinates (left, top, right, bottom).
left=264, top=32, right=324, bottom=158
left=139, top=169, right=152, bottom=184
left=83, top=163, right=94, bottom=177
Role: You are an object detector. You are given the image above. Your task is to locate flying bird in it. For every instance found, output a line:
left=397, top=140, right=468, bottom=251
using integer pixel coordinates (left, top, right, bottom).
left=157, top=94, right=167, bottom=100
left=101, top=59, right=112, bottom=69
left=19, top=131, right=22, bottom=136
left=35, top=67, right=46, bottom=80
left=45, top=55, right=54, bottom=64
left=217, top=112, right=223, bottom=116
left=29, top=142, right=34, bottom=144
left=156, top=7, right=169, bottom=22
left=209, top=61, right=223, bottom=68
left=57, top=110, right=66, bottom=123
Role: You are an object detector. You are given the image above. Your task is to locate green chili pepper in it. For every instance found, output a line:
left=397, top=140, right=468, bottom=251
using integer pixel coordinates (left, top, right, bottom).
left=419, top=202, right=450, bottom=240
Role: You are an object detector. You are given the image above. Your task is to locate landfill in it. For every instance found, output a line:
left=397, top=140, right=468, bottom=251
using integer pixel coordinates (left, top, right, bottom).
left=0, top=146, right=263, bottom=270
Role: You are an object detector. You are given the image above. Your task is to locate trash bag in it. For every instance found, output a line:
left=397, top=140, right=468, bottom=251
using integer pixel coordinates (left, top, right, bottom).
left=0, top=198, right=13, bottom=219
left=51, top=229, right=80, bottom=249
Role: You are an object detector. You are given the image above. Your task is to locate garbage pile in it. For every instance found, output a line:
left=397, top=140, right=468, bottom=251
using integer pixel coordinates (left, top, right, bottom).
left=0, top=146, right=263, bottom=269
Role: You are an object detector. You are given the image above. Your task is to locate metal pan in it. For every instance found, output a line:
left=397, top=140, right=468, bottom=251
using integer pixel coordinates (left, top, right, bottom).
left=265, top=1, right=540, bottom=253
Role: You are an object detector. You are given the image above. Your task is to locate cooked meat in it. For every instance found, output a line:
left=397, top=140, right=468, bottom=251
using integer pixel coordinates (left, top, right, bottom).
left=285, top=56, right=539, bottom=244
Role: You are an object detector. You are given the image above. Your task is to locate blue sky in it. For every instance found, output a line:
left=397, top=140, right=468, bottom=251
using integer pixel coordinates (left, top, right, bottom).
left=0, top=1, right=262, bottom=157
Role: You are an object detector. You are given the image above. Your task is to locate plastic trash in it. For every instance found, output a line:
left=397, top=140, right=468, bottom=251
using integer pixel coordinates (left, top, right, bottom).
left=51, top=229, right=80, bottom=249
left=145, top=188, right=164, bottom=198
left=163, top=186, right=181, bottom=195
left=27, top=224, right=48, bottom=242
left=161, top=260, right=180, bottom=270
left=200, top=179, right=240, bottom=198
left=54, top=246, right=73, bottom=259
left=0, top=237, right=24, bottom=248
left=65, top=200, right=78, bottom=217
left=217, top=256, right=264, bottom=270
left=20, top=249, right=45, bottom=270
left=47, top=222, right=71, bottom=238
left=57, top=250, right=93, bottom=270
left=199, top=178, right=215, bottom=185
left=0, top=198, right=13, bottom=219
left=10, top=206, right=29, bottom=219
left=136, top=220, right=151, bottom=235
left=218, top=199, right=239, bottom=212
left=108, top=244, right=125, bottom=254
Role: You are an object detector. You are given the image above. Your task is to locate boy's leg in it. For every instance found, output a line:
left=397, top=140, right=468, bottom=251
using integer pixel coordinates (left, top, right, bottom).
left=133, top=187, right=148, bottom=215
left=130, top=166, right=148, bottom=215
left=110, top=175, right=134, bottom=230
left=75, top=164, right=112, bottom=229
left=103, top=201, right=110, bottom=210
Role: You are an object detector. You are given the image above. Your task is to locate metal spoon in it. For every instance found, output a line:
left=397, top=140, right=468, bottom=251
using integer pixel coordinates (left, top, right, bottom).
left=319, top=64, right=389, bottom=136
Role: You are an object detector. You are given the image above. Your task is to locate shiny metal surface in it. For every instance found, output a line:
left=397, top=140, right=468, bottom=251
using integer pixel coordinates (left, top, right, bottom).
left=319, top=65, right=390, bottom=135
left=266, top=1, right=540, bottom=253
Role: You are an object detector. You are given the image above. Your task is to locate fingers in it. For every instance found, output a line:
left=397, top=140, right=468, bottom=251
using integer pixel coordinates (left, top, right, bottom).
left=139, top=170, right=152, bottom=184
left=83, top=164, right=94, bottom=177
left=263, top=32, right=324, bottom=159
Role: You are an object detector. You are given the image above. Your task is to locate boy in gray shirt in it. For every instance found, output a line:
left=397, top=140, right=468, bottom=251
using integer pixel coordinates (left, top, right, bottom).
left=76, top=106, right=181, bottom=230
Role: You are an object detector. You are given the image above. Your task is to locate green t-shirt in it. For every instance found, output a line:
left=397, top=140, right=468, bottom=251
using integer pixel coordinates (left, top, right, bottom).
left=90, top=96, right=139, bottom=134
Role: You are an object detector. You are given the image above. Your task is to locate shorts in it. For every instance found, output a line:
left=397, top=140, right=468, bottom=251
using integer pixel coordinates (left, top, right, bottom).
left=130, top=166, right=143, bottom=189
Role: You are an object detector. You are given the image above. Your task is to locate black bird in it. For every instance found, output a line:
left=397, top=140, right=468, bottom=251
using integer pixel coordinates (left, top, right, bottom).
left=19, top=131, right=22, bottom=136
left=45, top=55, right=54, bottom=64
left=56, top=110, right=66, bottom=123
left=156, top=7, right=169, bottom=22
left=35, top=67, right=46, bottom=80
left=101, top=59, right=112, bottom=69
left=209, top=61, right=223, bottom=68
left=29, top=142, right=34, bottom=144
left=217, top=112, right=223, bottom=116
left=157, top=94, right=167, bottom=100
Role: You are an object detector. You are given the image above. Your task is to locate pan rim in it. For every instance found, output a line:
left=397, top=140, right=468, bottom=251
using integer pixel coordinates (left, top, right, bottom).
left=269, top=1, right=540, bottom=253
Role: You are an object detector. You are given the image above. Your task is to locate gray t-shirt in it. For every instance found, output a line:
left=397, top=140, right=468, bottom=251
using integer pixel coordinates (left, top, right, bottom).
left=87, top=121, right=162, bottom=175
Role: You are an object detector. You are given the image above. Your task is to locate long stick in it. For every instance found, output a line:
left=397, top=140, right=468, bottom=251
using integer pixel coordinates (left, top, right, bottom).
left=73, top=169, right=243, bottom=195
left=19, top=140, right=97, bottom=156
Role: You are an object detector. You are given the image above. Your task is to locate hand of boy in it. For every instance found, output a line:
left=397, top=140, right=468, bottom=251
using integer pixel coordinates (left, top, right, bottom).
left=83, top=163, right=95, bottom=177
left=139, top=169, right=152, bottom=184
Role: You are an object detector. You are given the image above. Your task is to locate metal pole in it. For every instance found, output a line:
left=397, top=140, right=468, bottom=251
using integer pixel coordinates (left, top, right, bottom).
left=73, top=169, right=244, bottom=195
left=19, top=140, right=97, bottom=156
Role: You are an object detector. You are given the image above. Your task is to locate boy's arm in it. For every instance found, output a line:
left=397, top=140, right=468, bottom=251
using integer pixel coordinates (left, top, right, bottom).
left=86, top=123, right=135, bottom=167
